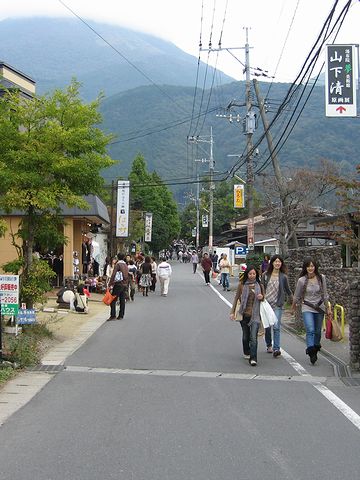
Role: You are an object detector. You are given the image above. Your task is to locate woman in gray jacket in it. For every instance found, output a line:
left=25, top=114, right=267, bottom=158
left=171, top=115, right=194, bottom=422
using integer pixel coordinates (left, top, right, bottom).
left=292, top=257, right=331, bottom=364
left=262, top=255, right=293, bottom=358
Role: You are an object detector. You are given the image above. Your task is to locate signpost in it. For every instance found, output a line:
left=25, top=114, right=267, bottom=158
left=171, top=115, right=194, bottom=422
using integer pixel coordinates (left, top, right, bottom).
left=0, top=275, right=19, bottom=359
left=325, top=44, right=357, bottom=117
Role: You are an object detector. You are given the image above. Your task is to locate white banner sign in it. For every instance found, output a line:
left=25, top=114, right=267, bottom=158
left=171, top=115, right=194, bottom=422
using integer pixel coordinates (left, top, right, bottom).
left=116, top=180, right=130, bottom=237
left=325, top=44, right=357, bottom=117
left=0, top=275, right=19, bottom=316
left=144, top=212, right=153, bottom=242
left=202, top=214, right=209, bottom=228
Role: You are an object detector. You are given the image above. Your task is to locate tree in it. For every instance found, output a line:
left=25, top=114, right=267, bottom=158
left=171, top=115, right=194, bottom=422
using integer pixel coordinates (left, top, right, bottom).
left=329, top=164, right=360, bottom=264
left=128, top=155, right=180, bottom=252
left=0, top=80, right=115, bottom=305
left=259, top=160, right=339, bottom=255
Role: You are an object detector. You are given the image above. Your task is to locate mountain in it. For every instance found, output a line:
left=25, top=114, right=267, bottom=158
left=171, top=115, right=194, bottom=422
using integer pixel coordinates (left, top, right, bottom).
left=100, top=80, right=359, bottom=197
left=1, top=17, right=358, bottom=205
left=0, top=17, right=234, bottom=100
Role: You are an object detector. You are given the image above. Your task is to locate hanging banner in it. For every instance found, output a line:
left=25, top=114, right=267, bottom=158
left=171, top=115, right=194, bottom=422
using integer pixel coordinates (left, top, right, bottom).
left=144, top=212, right=153, bottom=242
left=234, top=184, right=245, bottom=208
left=116, top=180, right=130, bottom=237
left=202, top=214, right=209, bottom=228
left=325, top=44, right=357, bottom=117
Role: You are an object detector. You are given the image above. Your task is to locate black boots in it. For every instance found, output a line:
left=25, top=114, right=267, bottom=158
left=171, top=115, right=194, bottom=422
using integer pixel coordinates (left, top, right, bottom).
left=306, top=346, right=318, bottom=365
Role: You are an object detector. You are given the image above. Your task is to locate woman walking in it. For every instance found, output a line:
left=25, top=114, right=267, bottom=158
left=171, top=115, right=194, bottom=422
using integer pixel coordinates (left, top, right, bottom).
left=139, top=255, right=152, bottom=296
left=262, top=255, right=293, bottom=358
left=292, top=257, right=331, bottom=365
left=230, top=265, right=264, bottom=366
left=201, top=253, right=212, bottom=285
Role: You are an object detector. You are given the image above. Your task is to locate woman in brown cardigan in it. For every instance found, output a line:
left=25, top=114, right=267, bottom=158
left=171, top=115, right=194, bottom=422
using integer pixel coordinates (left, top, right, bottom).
left=230, top=265, right=264, bottom=366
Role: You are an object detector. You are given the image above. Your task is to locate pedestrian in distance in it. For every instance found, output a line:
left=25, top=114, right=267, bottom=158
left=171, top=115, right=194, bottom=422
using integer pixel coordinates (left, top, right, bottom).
left=260, top=254, right=270, bottom=276
left=127, top=260, right=137, bottom=301
left=201, top=253, right=212, bottom=285
left=230, top=265, right=264, bottom=366
left=292, top=257, right=331, bottom=365
left=219, top=253, right=231, bottom=291
left=107, top=253, right=129, bottom=320
left=262, top=255, right=293, bottom=358
left=211, top=250, right=219, bottom=272
left=191, top=250, right=199, bottom=274
left=139, top=256, right=152, bottom=297
left=150, top=256, right=157, bottom=292
left=157, top=257, right=172, bottom=296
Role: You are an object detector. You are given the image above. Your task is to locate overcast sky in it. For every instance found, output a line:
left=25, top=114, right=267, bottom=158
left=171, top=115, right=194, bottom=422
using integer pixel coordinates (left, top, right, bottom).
left=1, top=0, right=359, bottom=83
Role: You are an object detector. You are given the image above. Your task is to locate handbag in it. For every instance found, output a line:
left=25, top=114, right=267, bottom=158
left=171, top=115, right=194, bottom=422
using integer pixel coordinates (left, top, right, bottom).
left=330, top=315, right=343, bottom=342
left=325, top=313, right=332, bottom=339
left=102, top=288, right=116, bottom=306
left=260, top=300, right=278, bottom=328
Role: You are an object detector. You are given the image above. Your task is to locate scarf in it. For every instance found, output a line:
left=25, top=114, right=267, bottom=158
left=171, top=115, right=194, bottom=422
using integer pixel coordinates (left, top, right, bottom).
left=239, top=280, right=262, bottom=325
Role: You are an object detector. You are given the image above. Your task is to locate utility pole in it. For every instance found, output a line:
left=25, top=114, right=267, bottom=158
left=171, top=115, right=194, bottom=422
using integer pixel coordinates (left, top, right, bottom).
left=189, top=128, right=215, bottom=252
left=244, top=28, right=255, bottom=252
left=209, top=126, right=214, bottom=252
left=253, top=78, right=299, bottom=253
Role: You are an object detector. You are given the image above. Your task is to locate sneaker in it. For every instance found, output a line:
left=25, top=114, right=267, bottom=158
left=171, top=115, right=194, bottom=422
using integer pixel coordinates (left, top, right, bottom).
left=266, top=346, right=273, bottom=353
left=250, top=359, right=257, bottom=366
left=106, top=316, right=116, bottom=321
left=243, top=354, right=250, bottom=359
left=273, top=350, right=281, bottom=358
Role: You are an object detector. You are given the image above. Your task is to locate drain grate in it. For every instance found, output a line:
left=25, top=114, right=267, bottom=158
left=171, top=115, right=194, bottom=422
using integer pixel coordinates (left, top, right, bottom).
left=26, top=364, right=65, bottom=372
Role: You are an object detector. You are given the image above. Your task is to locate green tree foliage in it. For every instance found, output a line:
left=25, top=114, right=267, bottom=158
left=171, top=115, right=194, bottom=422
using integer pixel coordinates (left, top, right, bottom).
left=128, top=155, right=180, bottom=252
left=0, top=80, right=115, bottom=305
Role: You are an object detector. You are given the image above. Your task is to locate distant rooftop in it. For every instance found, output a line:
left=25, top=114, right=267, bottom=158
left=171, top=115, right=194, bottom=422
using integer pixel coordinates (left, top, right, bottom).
left=0, top=61, right=36, bottom=98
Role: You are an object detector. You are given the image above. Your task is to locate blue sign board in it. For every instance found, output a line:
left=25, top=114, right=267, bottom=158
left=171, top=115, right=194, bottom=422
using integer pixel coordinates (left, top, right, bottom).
left=235, top=246, right=248, bottom=256
left=16, top=309, right=37, bottom=325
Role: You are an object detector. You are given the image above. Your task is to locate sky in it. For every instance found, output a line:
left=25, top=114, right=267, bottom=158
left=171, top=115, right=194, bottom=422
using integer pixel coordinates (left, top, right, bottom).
left=0, top=0, right=359, bottom=83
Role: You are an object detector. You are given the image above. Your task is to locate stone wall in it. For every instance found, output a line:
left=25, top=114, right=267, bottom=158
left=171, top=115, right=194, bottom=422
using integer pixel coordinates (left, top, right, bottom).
left=349, top=279, right=360, bottom=370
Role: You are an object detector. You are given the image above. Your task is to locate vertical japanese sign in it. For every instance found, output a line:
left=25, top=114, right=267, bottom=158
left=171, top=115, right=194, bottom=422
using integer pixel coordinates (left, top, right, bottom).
left=0, top=275, right=19, bottom=316
left=325, top=44, right=357, bottom=117
left=116, top=180, right=130, bottom=237
left=247, top=218, right=254, bottom=251
left=144, top=212, right=153, bottom=242
left=202, top=214, right=209, bottom=228
left=234, top=184, right=245, bottom=208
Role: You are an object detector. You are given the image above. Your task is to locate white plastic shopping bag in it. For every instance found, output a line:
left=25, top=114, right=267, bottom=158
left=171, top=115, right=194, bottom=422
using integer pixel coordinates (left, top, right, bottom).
left=260, top=300, right=278, bottom=328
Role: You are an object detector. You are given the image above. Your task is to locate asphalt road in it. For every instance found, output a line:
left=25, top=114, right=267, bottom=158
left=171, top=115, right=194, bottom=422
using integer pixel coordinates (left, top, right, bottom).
left=0, top=262, right=359, bottom=480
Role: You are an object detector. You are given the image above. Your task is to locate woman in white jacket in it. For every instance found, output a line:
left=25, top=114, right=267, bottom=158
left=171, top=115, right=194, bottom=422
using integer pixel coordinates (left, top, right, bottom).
left=157, top=257, right=172, bottom=296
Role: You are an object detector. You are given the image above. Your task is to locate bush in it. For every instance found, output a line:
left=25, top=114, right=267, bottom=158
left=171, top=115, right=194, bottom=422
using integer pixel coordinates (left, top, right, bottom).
left=246, top=252, right=263, bottom=272
left=0, top=367, right=16, bottom=387
left=4, top=322, right=54, bottom=367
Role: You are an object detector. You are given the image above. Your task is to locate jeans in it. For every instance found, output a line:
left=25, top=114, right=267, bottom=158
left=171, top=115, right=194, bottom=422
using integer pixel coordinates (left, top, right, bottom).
left=240, top=315, right=259, bottom=361
left=264, top=307, right=283, bottom=351
left=221, top=272, right=229, bottom=289
left=203, top=270, right=210, bottom=284
left=302, top=311, right=323, bottom=348
left=193, top=263, right=197, bottom=273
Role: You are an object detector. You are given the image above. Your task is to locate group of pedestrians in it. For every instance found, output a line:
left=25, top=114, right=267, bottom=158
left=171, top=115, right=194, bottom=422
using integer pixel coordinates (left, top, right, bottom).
left=106, top=253, right=172, bottom=321
left=229, top=254, right=331, bottom=367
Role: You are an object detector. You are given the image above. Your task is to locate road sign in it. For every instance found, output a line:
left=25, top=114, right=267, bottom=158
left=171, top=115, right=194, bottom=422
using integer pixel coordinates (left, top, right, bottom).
left=202, top=214, right=208, bottom=228
left=0, top=275, right=19, bottom=316
left=325, top=44, right=357, bottom=117
left=16, top=308, right=37, bottom=325
left=235, top=246, right=249, bottom=256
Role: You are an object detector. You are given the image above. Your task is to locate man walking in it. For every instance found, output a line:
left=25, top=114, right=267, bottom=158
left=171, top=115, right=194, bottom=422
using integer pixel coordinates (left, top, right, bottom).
left=108, top=253, right=129, bottom=320
left=157, top=257, right=172, bottom=296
